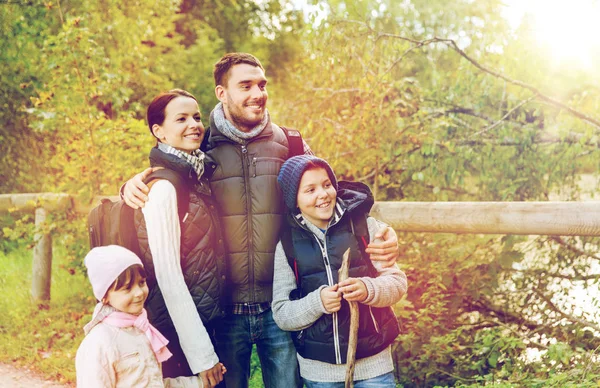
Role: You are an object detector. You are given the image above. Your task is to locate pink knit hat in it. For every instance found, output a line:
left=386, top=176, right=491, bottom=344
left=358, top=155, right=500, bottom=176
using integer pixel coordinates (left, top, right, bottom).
left=84, top=245, right=144, bottom=301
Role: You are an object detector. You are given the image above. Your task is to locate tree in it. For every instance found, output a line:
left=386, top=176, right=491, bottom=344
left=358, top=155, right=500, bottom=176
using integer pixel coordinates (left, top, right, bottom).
left=273, top=0, right=600, bottom=385
left=0, top=1, right=63, bottom=193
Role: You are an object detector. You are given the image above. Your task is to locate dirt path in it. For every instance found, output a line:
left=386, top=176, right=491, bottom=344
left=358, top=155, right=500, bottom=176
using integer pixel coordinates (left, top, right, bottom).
left=0, top=363, right=68, bottom=388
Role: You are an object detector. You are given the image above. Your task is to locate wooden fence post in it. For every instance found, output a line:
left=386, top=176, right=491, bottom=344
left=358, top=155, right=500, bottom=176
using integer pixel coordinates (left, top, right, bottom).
left=32, top=207, right=52, bottom=302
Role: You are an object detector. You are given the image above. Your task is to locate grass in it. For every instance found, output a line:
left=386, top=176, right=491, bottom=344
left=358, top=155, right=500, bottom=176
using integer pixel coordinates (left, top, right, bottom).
left=0, top=245, right=91, bottom=385
left=0, top=244, right=265, bottom=386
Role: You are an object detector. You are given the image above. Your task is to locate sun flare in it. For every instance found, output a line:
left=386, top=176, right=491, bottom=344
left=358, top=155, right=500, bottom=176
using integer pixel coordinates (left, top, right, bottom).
left=514, top=0, right=600, bottom=68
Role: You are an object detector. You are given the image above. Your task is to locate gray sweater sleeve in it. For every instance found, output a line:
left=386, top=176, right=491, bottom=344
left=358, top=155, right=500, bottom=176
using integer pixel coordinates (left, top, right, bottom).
left=360, top=217, right=408, bottom=307
left=271, top=242, right=329, bottom=332
left=271, top=216, right=408, bottom=331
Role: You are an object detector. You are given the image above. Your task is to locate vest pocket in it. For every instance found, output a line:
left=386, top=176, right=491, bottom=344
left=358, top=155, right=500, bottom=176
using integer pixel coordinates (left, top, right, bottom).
left=251, top=156, right=285, bottom=177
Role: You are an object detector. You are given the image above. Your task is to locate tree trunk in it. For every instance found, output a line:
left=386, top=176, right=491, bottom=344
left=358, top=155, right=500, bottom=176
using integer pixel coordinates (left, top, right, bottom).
left=32, top=207, right=52, bottom=302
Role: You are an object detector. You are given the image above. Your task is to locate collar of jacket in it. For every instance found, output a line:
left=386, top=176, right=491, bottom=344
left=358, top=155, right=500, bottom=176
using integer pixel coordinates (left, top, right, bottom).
left=288, top=180, right=374, bottom=232
left=149, top=146, right=217, bottom=180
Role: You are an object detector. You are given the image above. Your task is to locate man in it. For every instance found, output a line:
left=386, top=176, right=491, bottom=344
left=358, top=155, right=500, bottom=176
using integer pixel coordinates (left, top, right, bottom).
left=123, top=53, right=400, bottom=388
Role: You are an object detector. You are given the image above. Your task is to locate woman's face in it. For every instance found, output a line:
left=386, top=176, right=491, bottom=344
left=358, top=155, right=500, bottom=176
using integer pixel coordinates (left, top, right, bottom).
left=152, top=96, right=204, bottom=154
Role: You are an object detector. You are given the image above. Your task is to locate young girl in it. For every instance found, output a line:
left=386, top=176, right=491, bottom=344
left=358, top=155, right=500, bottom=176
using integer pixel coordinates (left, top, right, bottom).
left=75, top=245, right=204, bottom=387
left=272, top=155, right=408, bottom=387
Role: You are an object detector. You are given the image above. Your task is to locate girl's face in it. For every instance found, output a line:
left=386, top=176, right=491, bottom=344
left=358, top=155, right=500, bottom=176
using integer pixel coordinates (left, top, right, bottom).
left=103, top=273, right=148, bottom=315
left=152, top=96, right=204, bottom=154
left=296, top=167, right=337, bottom=230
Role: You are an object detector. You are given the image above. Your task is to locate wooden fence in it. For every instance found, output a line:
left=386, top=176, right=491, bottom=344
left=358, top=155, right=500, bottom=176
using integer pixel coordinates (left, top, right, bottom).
left=3, top=193, right=600, bottom=302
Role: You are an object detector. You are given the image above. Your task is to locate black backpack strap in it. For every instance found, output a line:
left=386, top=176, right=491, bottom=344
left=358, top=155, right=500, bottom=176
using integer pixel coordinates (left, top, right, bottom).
left=280, top=226, right=302, bottom=299
left=280, top=126, right=304, bottom=158
left=144, top=169, right=190, bottom=221
left=280, top=226, right=298, bottom=282
left=350, top=212, right=376, bottom=275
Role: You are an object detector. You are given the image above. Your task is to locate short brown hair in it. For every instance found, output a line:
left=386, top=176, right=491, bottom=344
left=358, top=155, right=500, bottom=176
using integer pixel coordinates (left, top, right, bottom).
left=213, top=53, right=265, bottom=87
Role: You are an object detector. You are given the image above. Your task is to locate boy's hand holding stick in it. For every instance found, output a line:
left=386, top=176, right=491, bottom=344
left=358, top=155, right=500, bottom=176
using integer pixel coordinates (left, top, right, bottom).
left=338, top=248, right=358, bottom=388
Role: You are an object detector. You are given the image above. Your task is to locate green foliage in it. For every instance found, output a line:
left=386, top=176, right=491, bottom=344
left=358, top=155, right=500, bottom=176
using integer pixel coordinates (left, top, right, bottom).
left=2, top=0, right=304, bottom=197
left=275, top=0, right=600, bottom=386
left=3, top=0, right=600, bottom=386
left=0, top=2, right=58, bottom=192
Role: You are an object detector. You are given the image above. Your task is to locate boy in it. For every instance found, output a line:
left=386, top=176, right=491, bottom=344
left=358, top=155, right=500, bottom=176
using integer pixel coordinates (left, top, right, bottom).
left=272, top=155, right=408, bottom=387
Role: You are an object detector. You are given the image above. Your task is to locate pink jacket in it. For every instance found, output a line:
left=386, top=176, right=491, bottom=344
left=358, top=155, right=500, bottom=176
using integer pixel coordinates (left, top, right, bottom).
left=76, top=314, right=202, bottom=387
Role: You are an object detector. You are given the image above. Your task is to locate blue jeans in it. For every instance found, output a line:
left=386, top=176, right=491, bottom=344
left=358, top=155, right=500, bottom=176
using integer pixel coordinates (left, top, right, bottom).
left=303, top=372, right=396, bottom=388
left=214, top=308, right=301, bottom=388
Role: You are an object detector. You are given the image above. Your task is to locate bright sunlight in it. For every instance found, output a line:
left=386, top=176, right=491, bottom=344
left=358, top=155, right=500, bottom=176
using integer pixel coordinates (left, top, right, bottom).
left=505, top=0, right=600, bottom=68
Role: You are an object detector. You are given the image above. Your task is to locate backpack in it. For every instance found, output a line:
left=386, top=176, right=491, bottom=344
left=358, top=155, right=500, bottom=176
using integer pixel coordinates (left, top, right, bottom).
left=280, top=212, right=371, bottom=289
left=279, top=126, right=304, bottom=158
left=87, top=169, right=190, bottom=255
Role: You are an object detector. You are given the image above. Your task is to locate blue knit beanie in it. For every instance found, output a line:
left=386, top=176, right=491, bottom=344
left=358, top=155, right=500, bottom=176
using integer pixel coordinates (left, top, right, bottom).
left=278, top=155, right=338, bottom=210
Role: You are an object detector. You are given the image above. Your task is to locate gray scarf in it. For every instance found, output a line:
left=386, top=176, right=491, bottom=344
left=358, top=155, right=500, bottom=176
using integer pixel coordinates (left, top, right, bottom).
left=211, top=102, right=269, bottom=144
left=157, top=142, right=205, bottom=181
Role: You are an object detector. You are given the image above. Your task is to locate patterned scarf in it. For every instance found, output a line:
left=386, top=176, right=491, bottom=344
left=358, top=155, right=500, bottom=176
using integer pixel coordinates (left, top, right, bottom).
left=157, top=142, right=205, bottom=181
left=211, top=102, right=270, bottom=144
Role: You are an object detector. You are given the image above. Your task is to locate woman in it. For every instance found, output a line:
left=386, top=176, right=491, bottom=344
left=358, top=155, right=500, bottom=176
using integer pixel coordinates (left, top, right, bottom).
left=135, top=89, right=226, bottom=387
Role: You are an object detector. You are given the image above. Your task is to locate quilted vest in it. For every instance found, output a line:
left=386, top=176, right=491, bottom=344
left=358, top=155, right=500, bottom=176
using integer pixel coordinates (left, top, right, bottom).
left=134, top=147, right=226, bottom=377
left=284, top=183, right=400, bottom=364
left=203, top=117, right=289, bottom=304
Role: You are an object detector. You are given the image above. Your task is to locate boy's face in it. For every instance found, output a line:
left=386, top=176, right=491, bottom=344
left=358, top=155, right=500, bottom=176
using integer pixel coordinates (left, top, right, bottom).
left=103, top=276, right=148, bottom=315
left=296, top=167, right=337, bottom=230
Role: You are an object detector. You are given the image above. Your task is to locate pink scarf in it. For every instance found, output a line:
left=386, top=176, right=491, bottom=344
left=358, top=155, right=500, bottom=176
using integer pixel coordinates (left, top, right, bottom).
left=103, top=308, right=173, bottom=363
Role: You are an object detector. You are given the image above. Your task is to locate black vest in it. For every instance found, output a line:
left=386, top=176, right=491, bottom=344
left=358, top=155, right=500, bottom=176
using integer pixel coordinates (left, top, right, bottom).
left=284, top=182, right=400, bottom=364
left=202, top=116, right=290, bottom=304
left=135, top=147, right=226, bottom=378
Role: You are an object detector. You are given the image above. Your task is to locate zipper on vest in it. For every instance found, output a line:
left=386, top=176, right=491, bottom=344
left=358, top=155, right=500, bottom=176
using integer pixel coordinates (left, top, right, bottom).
left=313, top=234, right=342, bottom=364
left=314, top=236, right=334, bottom=286
left=241, top=144, right=255, bottom=300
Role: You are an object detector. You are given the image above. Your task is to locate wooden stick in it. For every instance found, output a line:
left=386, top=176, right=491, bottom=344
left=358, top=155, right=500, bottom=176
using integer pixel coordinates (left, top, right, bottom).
left=339, top=248, right=358, bottom=388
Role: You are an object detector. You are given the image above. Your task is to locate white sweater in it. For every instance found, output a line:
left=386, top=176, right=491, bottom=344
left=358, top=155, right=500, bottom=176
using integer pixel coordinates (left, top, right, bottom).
left=271, top=216, right=408, bottom=382
left=142, top=180, right=219, bottom=374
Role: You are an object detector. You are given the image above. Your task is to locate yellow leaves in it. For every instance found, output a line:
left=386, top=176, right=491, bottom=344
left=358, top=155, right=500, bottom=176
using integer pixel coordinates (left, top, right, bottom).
left=29, top=91, right=54, bottom=107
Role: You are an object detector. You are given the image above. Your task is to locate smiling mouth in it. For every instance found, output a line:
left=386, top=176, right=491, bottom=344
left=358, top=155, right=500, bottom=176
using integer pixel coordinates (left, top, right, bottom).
left=316, top=202, right=331, bottom=209
left=184, top=133, right=202, bottom=140
left=246, top=102, right=264, bottom=111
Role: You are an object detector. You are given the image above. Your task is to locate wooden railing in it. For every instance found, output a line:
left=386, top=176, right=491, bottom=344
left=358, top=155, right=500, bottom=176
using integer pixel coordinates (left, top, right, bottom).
left=3, top=193, right=600, bottom=302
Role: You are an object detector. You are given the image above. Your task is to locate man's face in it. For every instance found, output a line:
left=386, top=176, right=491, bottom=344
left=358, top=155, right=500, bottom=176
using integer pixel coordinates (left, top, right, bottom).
left=216, top=64, right=268, bottom=133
